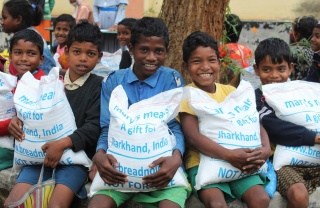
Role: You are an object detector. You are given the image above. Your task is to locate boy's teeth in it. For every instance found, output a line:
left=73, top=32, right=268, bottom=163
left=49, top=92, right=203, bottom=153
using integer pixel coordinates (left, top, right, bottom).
left=145, top=64, right=155, bottom=67
left=199, top=73, right=211, bottom=77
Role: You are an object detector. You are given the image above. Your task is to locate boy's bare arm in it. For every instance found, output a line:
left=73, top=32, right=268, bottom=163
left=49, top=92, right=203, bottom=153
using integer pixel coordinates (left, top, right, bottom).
left=142, top=149, right=182, bottom=189
left=93, top=149, right=128, bottom=185
left=180, top=112, right=260, bottom=170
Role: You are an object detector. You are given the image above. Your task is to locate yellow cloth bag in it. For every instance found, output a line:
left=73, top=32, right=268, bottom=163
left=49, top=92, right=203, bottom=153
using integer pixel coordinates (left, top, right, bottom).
left=8, top=165, right=55, bottom=208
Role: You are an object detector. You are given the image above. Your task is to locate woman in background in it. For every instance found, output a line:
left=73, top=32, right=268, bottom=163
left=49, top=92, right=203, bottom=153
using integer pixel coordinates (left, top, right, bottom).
left=93, top=0, right=128, bottom=52
left=93, top=0, right=128, bottom=31
left=69, top=0, right=94, bottom=24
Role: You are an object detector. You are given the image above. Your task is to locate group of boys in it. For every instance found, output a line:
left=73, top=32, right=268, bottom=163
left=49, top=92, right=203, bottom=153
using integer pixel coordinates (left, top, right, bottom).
left=1, top=14, right=318, bottom=208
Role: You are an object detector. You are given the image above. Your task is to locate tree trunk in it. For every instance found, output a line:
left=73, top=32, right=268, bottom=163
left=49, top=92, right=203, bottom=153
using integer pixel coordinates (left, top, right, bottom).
left=160, top=0, right=230, bottom=84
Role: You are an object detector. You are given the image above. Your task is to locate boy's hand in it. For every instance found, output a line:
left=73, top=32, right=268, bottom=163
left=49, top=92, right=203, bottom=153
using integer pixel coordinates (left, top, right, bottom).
left=93, top=150, right=127, bottom=185
left=142, top=149, right=182, bottom=189
left=315, top=134, right=320, bottom=144
left=42, top=137, right=72, bottom=168
left=89, top=163, right=97, bottom=181
left=8, top=116, right=24, bottom=141
left=242, top=146, right=271, bottom=174
left=227, top=148, right=260, bottom=170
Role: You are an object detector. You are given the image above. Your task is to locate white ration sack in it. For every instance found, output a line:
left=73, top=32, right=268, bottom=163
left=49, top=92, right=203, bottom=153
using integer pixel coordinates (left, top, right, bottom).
left=186, top=80, right=267, bottom=190
left=90, top=85, right=188, bottom=194
left=92, top=49, right=122, bottom=77
left=0, top=72, right=17, bottom=150
left=13, top=67, right=92, bottom=169
left=262, top=80, right=320, bottom=170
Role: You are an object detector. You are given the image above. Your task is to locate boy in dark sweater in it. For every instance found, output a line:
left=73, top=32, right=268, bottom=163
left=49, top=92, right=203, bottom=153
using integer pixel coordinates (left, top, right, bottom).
left=6, top=20, right=103, bottom=207
left=254, top=37, right=320, bottom=208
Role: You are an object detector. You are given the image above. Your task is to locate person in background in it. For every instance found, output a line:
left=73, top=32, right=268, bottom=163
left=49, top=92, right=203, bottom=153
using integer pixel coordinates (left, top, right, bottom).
left=117, top=17, right=137, bottom=69
left=32, top=0, right=55, bottom=47
left=289, top=16, right=318, bottom=80
left=5, top=20, right=103, bottom=208
left=69, top=0, right=94, bottom=24
left=29, top=0, right=55, bottom=14
left=93, top=0, right=128, bottom=31
left=219, top=14, right=256, bottom=88
left=93, top=0, right=128, bottom=53
left=306, top=23, right=320, bottom=82
left=52, top=14, right=76, bottom=76
left=0, top=0, right=55, bottom=75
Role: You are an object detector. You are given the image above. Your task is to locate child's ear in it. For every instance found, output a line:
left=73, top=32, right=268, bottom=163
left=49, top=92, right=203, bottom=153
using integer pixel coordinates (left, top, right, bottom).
left=15, top=15, right=23, bottom=25
left=97, top=52, right=103, bottom=62
left=288, top=62, right=294, bottom=75
left=39, top=55, right=44, bottom=65
left=182, top=61, right=188, bottom=72
left=253, top=64, right=259, bottom=76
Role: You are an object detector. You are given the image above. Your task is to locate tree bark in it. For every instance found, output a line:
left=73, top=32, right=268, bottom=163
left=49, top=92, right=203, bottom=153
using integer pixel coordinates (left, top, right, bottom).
left=160, top=0, right=230, bottom=84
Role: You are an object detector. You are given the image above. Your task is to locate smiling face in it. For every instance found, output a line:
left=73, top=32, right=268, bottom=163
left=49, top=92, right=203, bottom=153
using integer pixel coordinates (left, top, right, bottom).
left=130, top=35, right=167, bottom=80
left=254, top=55, right=293, bottom=85
left=310, top=27, right=320, bottom=54
left=183, top=46, right=220, bottom=93
left=9, top=39, right=44, bottom=78
left=66, top=41, right=102, bottom=82
left=54, top=21, right=71, bottom=47
left=117, top=24, right=131, bottom=47
left=1, top=8, right=21, bottom=33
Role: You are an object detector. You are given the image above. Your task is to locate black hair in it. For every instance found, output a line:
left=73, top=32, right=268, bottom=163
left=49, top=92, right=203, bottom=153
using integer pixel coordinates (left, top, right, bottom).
left=3, top=0, right=43, bottom=30
left=130, top=17, right=169, bottom=48
left=182, top=31, right=219, bottom=63
left=53, top=14, right=76, bottom=30
left=67, top=20, right=103, bottom=52
left=224, top=14, right=243, bottom=43
left=315, top=23, right=320, bottom=30
left=10, top=29, right=44, bottom=55
left=118, top=18, right=137, bottom=31
left=293, top=16, right=318, bottom=40
left=254, top=38, right=291, bottom=67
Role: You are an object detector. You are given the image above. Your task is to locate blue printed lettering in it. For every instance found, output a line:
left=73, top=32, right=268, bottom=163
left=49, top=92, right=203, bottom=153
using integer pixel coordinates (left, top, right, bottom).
left=117, top=163, right=160, bottom=177
left=42, top=124, right=64, bottom=137
left=153, top=138, right=169, bottom=150
left=111, top=138, right=149, bottom=153
left=128, top=181, right=149, bottom=189
left=290, top=158, right=309, bottom=166
left=66, top=157, right=73, bottom=164
left=234, top=99, right=252, bottom=113
left=218, top=167, right=239, bottom=179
